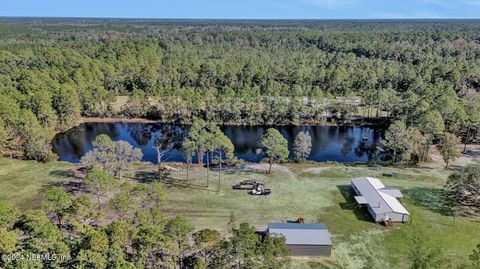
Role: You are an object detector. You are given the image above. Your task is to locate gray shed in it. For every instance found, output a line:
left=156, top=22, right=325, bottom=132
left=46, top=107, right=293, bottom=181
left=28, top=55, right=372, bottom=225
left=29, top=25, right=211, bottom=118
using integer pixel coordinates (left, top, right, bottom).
left=267, top=223, right=332, bottom=257
left=351, top=177, right=409, bottom=223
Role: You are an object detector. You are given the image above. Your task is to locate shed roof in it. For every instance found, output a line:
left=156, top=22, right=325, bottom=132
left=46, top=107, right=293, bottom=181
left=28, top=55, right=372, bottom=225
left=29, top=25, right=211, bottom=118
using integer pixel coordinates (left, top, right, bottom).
left=351, top=177, right=409, bottom=215
left=379, top=187, right=403, bottom=198
left=354, top=196, right=369, bottom=204
left=268, top=223, right=332, bottom=246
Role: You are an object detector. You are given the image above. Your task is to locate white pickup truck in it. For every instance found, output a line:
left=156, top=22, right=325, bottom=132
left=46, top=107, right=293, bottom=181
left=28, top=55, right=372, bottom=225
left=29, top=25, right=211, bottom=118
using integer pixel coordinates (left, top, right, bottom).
left=251, top=185, right=271, bottom=195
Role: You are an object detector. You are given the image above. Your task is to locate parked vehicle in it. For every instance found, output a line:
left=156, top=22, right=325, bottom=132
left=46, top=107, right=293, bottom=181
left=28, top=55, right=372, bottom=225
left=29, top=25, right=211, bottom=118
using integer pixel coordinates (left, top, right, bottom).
left=251, top=185, right=272, bottom=195
left=232, top=179, right=264, bottom=190
left=232, top=179, right=271, bottom=195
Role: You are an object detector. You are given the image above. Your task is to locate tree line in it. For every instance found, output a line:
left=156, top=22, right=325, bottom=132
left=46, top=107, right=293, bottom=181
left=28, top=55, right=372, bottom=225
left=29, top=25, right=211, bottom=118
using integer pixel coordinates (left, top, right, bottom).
left=0, top=19, right=479, bottom=161
left=0, top=128, right=299, bottom=268
left=0, top=184, right=291, bottom=269
left=0, top=134, right=479, bottom=268
left=81, top=121, right=308, bottom=179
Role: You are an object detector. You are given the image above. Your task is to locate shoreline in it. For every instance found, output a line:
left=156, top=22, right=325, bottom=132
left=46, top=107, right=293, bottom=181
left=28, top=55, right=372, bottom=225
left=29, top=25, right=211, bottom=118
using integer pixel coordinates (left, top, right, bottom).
left=80, top=117, right=159, bottom=123
left=79, top=117, right=390, bottom=127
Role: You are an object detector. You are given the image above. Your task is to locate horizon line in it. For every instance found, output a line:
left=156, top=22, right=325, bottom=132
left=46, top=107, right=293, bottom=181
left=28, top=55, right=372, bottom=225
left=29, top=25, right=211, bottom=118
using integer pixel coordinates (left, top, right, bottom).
left=1, top=16, right=480, bottom=21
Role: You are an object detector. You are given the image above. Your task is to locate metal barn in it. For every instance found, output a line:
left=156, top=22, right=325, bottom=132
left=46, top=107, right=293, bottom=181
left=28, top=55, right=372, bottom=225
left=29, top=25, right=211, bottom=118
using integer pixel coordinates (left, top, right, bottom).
left=351, top=177, right=409, bottom=223
left=267, top=223, right=332, bottom=257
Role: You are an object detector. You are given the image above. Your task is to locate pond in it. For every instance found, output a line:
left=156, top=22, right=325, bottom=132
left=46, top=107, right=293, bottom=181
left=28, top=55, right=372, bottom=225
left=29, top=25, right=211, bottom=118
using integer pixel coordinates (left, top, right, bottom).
left=52, top=122, right=384, bottom=163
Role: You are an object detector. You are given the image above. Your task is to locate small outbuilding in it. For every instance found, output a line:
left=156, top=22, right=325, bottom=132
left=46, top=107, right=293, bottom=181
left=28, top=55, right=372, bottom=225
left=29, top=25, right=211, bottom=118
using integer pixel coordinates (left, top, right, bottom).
left=267, top=223, right=332, bottom=257
left=351, top=177, right=409, bottom=223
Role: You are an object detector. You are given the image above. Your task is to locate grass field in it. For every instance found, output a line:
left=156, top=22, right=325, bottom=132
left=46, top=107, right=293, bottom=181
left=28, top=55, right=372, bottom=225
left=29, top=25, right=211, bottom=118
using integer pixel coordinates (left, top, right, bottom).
left=0, top=158, right=478, bottom=268
left=0, top=158, right=73, bottom=209
left=150, top=163, right=479, bottom=268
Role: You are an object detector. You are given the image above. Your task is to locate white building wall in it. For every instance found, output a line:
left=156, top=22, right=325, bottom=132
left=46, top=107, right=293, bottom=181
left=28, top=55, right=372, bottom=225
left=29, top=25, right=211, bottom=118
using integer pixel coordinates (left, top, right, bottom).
left=374, top=212, right=409, bottom=223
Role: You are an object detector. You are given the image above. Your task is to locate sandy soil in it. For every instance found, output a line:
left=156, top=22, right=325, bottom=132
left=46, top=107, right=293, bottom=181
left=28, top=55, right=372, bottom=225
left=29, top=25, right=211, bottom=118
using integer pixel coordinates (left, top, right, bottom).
left=80, top=117, right=159, bottom=123
left=301, top=167, right=330, bottom=174
left=424, top=144, right=480, bottom=169
left=244, top=163, right=294, bottom=174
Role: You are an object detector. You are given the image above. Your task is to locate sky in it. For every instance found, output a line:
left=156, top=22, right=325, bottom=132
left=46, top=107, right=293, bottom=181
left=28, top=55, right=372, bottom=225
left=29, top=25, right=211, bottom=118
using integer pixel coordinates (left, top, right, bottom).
left=2, top=0, right=480, bottom=19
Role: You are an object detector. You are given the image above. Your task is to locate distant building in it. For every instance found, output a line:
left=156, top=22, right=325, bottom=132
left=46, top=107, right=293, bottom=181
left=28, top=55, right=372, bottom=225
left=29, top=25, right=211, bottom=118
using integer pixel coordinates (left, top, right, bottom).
left=267, top=223, right=332, bottom=257
left=351, top=177, right=409, bottom=223
left=333, top=96, right=364, bottom=106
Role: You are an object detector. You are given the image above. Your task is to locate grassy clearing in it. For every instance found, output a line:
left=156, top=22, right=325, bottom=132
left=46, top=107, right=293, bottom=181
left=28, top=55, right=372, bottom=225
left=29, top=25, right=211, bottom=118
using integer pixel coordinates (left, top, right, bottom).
left=152, top=164, right=345, bottom=230
left=304, top=166, right=476, bottom=268
left=157, top=164, right=477, bottom=268
left=0, top=158, right=73, bottom=209
left=1, top=158, right=479, bottom=268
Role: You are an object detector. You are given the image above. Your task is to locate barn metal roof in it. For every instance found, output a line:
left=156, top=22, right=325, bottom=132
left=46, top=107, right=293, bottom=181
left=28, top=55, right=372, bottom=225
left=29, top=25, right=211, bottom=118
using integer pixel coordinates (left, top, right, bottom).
left=379, top=187, right=404, bottom=198
left=268, top=223, right=332, bottom=246
left=354, top=196, right=368, bottom=204
left=351, top=177, right=409, bottom=215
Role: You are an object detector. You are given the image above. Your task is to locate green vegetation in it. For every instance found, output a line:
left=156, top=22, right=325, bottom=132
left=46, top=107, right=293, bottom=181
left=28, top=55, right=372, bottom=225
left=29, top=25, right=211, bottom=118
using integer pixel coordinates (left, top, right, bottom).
left=383, top=120, right=425, bottom=164
left=1, top=157, right=479, bottom=268
left=0, top=158, right=72, bottom=209
left=293, top=130, right=312, bottom=160
left=0, top=159, right=290, bottom=269
left=182, top=120, right=235, bottom=188
left=84, top=168, right=117, bottom=210
left=440, top=132, right=461, bottom=169
left=0, top=19, right=480, bottom=161
left=258, top=128, right=290, bottom=174
left=446, top=164, right=480, bottom=208
left=81, top=134, right=143, bottom=179
left=0, top=18, right=479, bottom=268
left=470, top=244, right=480, bottom=268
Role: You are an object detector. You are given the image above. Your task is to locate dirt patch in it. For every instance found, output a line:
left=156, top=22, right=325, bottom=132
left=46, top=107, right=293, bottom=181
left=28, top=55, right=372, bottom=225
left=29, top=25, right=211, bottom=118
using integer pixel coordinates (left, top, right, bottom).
left=245, top=163, right=294, bottom=175
left=301, top=167, right=330, bottom=174
left=424, top=144, right=480, bottom=169
left=80, top=117, right=159, bottom=123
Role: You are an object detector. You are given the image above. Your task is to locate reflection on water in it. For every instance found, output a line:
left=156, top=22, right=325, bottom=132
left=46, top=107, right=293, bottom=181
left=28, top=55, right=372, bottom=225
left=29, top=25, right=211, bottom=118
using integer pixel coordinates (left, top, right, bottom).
left=52, top=123, right=383, bottom=163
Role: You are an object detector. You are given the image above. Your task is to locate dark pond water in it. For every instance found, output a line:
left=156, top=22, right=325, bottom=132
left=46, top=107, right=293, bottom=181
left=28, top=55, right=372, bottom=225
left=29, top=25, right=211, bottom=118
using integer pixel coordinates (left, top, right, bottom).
left=52, top=122, right=384, bottom=164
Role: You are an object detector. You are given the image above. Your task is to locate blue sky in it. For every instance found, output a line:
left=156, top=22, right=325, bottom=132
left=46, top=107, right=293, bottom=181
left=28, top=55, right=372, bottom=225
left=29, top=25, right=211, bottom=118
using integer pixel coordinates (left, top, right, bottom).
left=2, top=0, right=480, bottom=19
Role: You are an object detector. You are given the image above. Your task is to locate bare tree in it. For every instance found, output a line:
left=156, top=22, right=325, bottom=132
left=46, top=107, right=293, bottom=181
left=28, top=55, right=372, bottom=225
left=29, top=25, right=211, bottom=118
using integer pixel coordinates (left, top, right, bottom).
left=110, top=141, right=143, bottom=179
left=81, top=135, right=143, bottom=179
left=182, top=139, right=196, bottom=184
left=293, top=130, right=312, bottom=160
left=152, top=127, right=182, bottom=173
left=446, top=164, right=480, bottom=208
left=153, top=138, right=173, bottom=172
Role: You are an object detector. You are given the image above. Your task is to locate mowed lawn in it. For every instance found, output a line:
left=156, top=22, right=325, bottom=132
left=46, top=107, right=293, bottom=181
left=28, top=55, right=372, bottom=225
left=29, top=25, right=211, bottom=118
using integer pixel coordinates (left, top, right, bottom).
left=158, top=163, right=479, bottom=268
left=0, top=158, right=73, bottom=209
left=1, top=158, right=479, bottom=268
